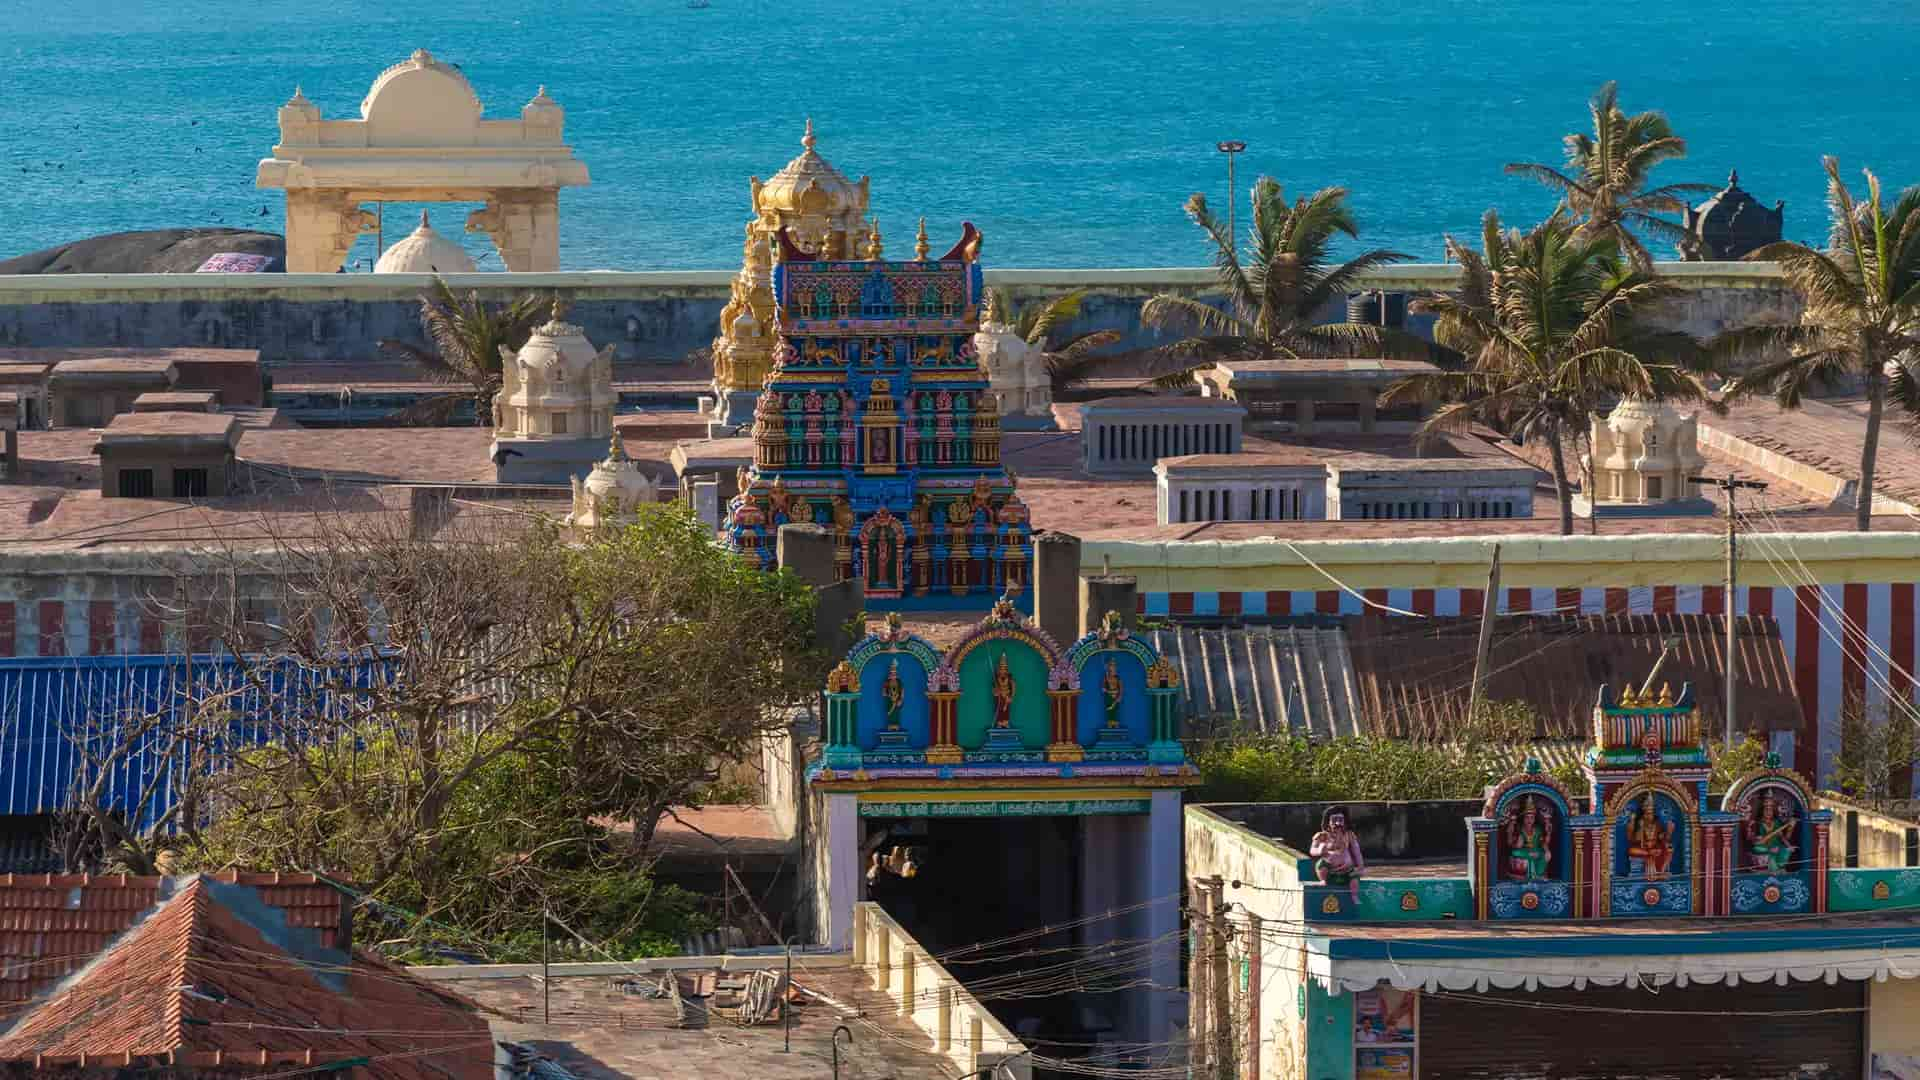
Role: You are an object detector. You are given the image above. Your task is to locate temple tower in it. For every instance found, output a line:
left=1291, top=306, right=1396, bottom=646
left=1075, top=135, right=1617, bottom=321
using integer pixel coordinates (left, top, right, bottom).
left=722, top=222, right=1033, bottom=607
left=710, top=121, right=874, bottom=430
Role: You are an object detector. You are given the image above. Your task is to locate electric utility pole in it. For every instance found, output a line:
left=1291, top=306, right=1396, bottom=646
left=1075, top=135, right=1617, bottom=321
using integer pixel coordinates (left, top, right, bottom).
left=1691, top=473, right=1769, bottom=745
left=1466, top=544, right=1503, bottom=727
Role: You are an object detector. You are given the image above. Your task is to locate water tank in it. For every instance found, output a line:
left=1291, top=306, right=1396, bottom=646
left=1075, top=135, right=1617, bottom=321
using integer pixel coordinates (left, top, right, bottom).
left=1345, top=291, right=1407, bottom=328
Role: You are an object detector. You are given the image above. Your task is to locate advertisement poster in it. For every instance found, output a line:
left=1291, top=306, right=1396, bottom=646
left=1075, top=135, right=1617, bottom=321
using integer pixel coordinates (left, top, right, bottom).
left=1353, top=987, right=1417, bottom=1045
left=1354, top=987, right=1417, bottom=1080
left=1357, top=1048, right=1415, bottom=1079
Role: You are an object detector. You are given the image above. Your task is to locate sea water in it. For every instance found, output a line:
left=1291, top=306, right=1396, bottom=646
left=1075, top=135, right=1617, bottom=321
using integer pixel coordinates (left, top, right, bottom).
left=2, top=0, right=1916, bottom=271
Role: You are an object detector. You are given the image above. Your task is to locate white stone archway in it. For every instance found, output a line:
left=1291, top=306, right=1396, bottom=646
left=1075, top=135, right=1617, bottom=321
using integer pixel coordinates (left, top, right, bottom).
left=256, top=50, right=590, bottom=273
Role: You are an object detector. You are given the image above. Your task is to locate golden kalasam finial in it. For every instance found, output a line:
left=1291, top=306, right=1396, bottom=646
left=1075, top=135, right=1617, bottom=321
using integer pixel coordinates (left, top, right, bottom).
left=1619, top=682, right=1639, bottom=708
left=607, top=430, right=626, bottom=461
left=914, top=217, right=931, bottom=261
left=1657, top=682, right=1674, bottom=707
left=802, top=117, right=816, bottom=152
left=549, top=295, right=571, bottom=325
left=865, top=218, right=884, bottom=259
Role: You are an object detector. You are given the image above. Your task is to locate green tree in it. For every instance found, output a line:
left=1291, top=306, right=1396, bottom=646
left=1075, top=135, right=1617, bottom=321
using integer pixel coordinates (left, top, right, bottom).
left=1139, top=179, right=1419, bottom=383
left=378, top=277, right=547, bottom=425
left=1381, top=211, right=1713, bottom=535
left=983, top=287, right=1123, bottom=393
left=1713, top=158, right=1920, bottom=531
left=1505, top=81, right=1710, bottom=267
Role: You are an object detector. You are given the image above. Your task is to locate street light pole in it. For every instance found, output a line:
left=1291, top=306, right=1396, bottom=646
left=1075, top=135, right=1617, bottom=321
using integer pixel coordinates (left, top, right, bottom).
left=1216, top=141, right=1247, bottom=262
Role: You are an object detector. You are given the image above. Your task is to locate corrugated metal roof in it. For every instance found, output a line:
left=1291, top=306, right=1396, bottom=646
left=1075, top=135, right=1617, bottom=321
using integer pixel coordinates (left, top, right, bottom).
left=1143, top=625, right=1361, bottom=737
left=1345, top=613, right=1801, bottom=740
left=0, top=654, right=390, bottom=829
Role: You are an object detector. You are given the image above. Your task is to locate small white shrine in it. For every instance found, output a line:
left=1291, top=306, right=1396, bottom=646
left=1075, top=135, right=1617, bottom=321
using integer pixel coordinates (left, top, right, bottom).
left=1576, top=398, right=1712, bottom=516
left=567, top=436, right=658, bottom=529
left=973, top=294, right=1057, bottom=430
left=490, top=301, right=615, bottom=485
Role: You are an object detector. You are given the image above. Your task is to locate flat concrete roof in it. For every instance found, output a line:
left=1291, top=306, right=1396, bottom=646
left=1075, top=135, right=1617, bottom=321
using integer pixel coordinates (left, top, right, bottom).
left=133, top=391, right=218, bottom=409
left=1079, top=394, right=1244, bottom=411
left=97, top=411, right=238, bottom=439
left=48, top=357, right=175, bottom=377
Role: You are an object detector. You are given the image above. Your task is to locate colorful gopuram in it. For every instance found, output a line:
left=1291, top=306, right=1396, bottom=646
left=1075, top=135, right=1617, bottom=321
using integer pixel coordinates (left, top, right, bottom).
left=819, top=606, right=1190, bottom=774
left=722, top=219, right=1034, bottom=606
left=1460, top=681, right=1830, bottom=921
left=709, top=120, right=874, bottom=429
left=808, top=604, right=1194, bottom=966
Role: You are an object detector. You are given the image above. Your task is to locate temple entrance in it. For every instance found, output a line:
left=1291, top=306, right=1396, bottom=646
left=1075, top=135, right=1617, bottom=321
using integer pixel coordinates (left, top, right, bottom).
left=862, top=808, right=1174, bottom=1069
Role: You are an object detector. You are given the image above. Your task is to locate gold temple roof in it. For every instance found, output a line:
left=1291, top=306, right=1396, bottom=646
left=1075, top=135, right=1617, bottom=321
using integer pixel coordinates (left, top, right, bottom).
left=752, top=119, right=870, bottom=221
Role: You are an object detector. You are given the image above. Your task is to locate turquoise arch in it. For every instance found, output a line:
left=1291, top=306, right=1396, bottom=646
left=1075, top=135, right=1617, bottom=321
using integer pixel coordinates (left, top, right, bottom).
left=856, top=652, right=930, bottom=750
left=954, top=638, right=1051, bottom=749
left=1074, top=648, right=1151, bottom=746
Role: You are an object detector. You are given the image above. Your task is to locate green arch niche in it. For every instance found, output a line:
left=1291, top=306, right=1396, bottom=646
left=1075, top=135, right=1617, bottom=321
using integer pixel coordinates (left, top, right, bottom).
left=955, top=639, right=1051, bottom=750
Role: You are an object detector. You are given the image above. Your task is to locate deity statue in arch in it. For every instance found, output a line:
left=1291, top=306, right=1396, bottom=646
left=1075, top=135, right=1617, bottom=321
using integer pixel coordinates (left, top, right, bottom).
left=881, top=659, right=905, bottom=731
left=1503, top=795, right=1552, bottom=881
left=1102, top=657, right=1124, bottom=728
left=991, top=653, right=1015, bottom=728
left=1746, top=791, right=1797, bottom=874
left=871, top=532, right=895, bottom=588
left=1627, top=797, right=1676, bottom=881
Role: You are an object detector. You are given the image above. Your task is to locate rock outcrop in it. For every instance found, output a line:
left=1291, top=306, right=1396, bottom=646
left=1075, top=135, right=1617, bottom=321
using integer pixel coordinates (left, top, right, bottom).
left=0, top=229, right=285, bottom=274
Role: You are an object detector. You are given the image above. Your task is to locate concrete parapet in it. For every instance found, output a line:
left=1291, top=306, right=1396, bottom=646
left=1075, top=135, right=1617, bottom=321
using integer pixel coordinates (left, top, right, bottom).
left=853, top=902, right=1031, bottom=1080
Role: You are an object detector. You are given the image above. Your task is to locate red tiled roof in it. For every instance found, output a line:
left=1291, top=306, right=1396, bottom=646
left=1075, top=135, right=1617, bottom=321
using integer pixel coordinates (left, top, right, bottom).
left=0, top=875, right=492, bottom=1079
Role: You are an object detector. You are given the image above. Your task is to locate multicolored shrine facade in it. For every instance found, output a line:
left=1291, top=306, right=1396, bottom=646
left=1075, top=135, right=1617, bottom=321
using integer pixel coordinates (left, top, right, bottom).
left=1303, top=681, right=1859, bottom=923
left=813, top=605, right=1194, bottom=784
left=723, top=224, right=1034, bottom=607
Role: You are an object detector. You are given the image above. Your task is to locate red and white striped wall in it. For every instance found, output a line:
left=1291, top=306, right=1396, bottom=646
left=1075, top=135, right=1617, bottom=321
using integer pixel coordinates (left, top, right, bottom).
left=1142, top=583, right=1920, bottom=791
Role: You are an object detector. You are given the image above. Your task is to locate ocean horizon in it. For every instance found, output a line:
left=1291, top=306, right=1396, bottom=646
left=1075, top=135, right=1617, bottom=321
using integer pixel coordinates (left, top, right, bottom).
left=4, top=0, right=1918, bottom=271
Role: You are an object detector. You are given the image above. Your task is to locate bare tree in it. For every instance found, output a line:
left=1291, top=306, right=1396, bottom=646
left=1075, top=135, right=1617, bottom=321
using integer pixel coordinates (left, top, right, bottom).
left=56, top=499, right=821, bottom=954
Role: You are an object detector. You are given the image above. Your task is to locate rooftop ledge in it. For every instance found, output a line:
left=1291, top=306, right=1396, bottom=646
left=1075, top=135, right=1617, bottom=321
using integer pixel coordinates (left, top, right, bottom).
left=0, top=261, right=1786, bottom=297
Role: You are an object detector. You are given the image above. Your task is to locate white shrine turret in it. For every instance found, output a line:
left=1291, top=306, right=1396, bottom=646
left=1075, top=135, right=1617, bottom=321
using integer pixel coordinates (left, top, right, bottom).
left=489, top=300, right=616, bottom=485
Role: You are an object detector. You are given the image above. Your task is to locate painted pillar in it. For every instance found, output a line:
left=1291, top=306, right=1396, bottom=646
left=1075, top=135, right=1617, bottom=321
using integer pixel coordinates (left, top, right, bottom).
left=823, top=663, right=862, bottom=770
left=825, top=792, right=860, bottom=950
left=1045, top=687, right=1082, bottom=762
left=926, top=690, right=961, bottom=764
left=1145, top=790, right=1182, bottom=1046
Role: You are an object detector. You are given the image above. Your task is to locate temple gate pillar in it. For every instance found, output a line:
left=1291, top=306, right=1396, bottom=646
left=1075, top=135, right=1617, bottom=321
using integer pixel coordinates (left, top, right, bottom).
left=467, top=189, right=562, bottom=272
left=283, top=190, right=375, bottom=273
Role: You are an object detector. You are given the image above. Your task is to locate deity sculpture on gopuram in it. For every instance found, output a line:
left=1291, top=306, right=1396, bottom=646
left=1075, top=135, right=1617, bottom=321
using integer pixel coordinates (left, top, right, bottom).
left=721, top=217, right=1033, bottom=608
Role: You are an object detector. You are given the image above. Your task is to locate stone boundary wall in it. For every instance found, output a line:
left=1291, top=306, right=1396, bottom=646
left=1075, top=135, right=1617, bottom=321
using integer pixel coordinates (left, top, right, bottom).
left=0, top=263, right=1794, bottom=365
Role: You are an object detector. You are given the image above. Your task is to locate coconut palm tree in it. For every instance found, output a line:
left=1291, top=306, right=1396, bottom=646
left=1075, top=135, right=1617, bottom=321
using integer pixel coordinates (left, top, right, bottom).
left=1506, top=82, right=1711, bottom=268
left=1138, top=178, right=1419, bottom=382
left=378, top=278, right=547, bottom=426
left=1380, top=211, right=1714, bottom=535
left=982, top=287, right=1123, bottom=392
left=1713, top=158, right=1920, bottom=531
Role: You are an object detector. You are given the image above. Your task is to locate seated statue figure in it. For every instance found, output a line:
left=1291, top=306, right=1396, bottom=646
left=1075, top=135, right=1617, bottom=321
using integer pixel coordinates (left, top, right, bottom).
left=1310, top=806, right=1365, bottom=901
left=1504, top=796, right=1552, bottom=881
left=1626, top=797, right=1676, bottom=881
left=1746, top=792, right=1797, bottom=874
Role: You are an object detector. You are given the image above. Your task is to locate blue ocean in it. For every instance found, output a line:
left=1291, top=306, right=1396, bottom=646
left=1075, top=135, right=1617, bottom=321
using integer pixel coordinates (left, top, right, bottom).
left=3, top=0, right=1917, bottom=271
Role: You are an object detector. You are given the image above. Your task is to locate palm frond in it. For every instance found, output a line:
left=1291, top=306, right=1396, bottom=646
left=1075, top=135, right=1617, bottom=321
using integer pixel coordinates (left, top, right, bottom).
left=1140, top=293, right=1249, bottom=339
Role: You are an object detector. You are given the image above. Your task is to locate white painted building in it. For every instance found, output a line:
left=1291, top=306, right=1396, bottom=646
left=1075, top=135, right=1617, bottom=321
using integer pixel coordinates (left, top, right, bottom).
left=1326, top=456, right=1537, bottom=521
left=1154, top=452, right=1329, bottom=525
left=1080, top=396, right=1245, bottom=476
